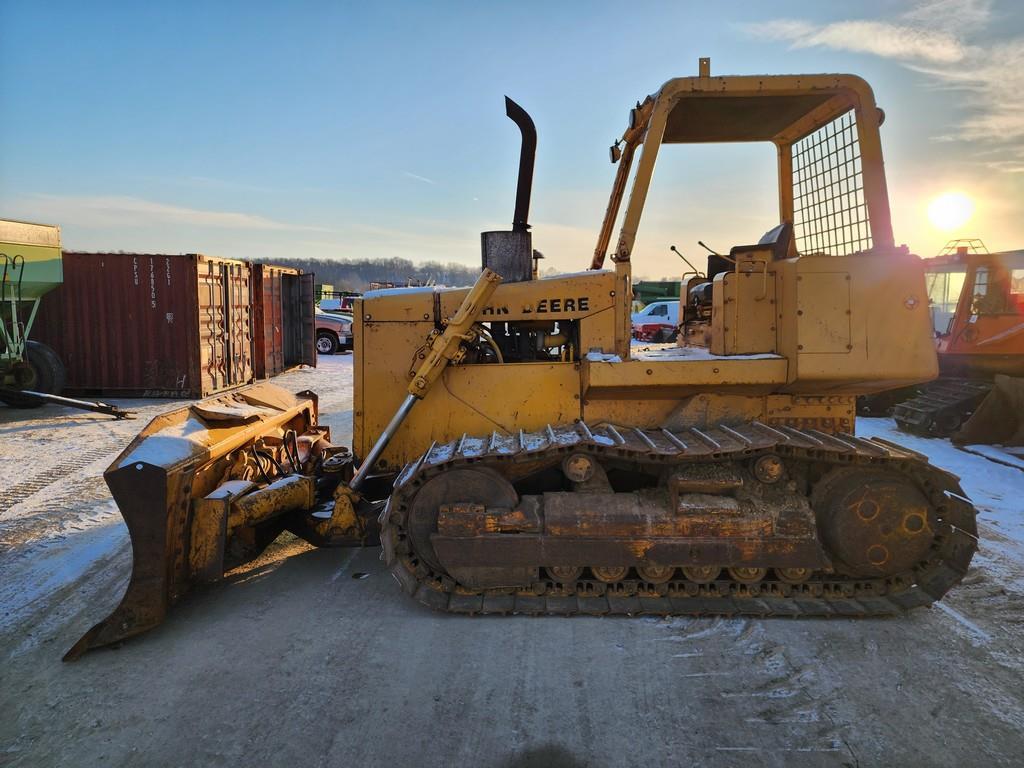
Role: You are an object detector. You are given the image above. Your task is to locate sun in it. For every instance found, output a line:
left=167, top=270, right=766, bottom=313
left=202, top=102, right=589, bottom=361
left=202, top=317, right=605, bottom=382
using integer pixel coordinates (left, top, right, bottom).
left=927, top=192, right=974, bottom=232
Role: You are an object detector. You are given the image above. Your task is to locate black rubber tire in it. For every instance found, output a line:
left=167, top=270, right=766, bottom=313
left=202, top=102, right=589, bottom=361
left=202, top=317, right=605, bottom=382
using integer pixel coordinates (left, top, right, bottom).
left=27, top=341, right=66, bottom=394
left=316, top=331, right=339, bottom=356
left=0, top=341, right=66, bottom=408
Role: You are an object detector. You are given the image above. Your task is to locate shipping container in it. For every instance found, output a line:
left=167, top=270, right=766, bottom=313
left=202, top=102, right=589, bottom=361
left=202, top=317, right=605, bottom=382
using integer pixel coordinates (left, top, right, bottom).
left=35, top=252, right=255, bottom=398
left=251, top=263, right=316, bottom=378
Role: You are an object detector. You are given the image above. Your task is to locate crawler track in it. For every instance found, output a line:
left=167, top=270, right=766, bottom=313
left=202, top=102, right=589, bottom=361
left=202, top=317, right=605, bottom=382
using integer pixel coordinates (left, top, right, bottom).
left=379, top=422, right=978, bottom=617
left=893, top=378, right=992, bottom=436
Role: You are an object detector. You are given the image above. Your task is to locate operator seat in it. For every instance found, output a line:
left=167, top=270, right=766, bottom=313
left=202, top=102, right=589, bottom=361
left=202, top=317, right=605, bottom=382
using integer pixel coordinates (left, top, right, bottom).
left=707, top=222, right=793, bottom=281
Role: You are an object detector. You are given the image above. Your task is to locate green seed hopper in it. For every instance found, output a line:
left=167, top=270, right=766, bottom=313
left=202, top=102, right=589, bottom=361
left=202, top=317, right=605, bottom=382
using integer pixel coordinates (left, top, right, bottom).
left=1, top=219, right=65, bottom=398
left=633, top=279, right=680, bottom=306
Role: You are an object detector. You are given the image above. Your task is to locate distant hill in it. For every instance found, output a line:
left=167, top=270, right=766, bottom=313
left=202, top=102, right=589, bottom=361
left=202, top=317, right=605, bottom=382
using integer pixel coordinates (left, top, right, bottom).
left=251, top=255, right=676, bottom=292
left=252, top=256, right=481, bottom=291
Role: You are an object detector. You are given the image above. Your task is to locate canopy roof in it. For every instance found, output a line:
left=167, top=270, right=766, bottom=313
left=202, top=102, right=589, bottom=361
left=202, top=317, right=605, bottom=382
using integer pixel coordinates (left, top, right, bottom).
left=652, top=75, right=871, bottom=144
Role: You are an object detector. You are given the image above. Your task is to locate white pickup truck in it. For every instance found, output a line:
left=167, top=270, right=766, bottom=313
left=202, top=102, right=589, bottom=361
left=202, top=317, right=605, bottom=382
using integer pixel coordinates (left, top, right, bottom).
left=630, top=299, right=680, bottom=342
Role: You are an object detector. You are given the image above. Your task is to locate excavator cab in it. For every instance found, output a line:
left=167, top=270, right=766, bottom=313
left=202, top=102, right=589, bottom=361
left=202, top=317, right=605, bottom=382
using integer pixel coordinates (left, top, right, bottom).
left=935, top=248, right=1024, bottom=376
left=893, top=243, right=1024, bottom=437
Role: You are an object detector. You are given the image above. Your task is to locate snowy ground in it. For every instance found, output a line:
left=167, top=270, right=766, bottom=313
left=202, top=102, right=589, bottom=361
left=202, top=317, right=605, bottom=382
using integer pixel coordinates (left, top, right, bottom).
left=1, top=357, right=1023, bottom=767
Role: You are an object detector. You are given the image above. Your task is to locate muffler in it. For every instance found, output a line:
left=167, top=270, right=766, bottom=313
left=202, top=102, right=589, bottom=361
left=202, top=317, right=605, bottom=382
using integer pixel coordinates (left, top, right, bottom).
left=481, top=96, right=536, bottom=283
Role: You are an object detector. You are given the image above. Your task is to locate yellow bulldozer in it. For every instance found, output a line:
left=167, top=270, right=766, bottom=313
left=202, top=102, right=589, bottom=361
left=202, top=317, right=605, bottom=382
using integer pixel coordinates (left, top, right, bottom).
left=66, top=60, right=978, bottom=660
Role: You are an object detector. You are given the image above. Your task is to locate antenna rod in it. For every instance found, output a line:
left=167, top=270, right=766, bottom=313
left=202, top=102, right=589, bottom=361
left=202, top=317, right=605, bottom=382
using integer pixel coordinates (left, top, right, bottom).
left=670, top=245, right=700, bottom=274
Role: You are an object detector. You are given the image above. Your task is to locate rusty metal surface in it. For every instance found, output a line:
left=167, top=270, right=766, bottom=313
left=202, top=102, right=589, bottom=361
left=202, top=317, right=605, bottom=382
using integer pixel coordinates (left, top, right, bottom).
left=64, top=382, right=321, bottom=660
left=380, top=420, right=979, bottom=617
left=252, top=264, right=315, bottom=379
left=35, top=252, right=255, bottom=398
left=430, top=536, right=829, bottom=570
left=811, top=467, right=935, bottom=577
left=196, top=256, right=254, bottom=396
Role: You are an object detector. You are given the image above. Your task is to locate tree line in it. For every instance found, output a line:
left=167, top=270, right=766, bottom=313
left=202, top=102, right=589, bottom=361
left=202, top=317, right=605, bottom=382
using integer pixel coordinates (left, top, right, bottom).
left=252, top=256, right=482, bottom=291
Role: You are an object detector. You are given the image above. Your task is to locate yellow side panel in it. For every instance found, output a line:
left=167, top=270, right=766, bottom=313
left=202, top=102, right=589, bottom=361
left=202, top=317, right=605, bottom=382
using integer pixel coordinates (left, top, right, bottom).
left=584, top=394, right=767, bottom=430
left=354, top=319, right=433, bottom=463
left=361, top=290, right=436, bottom=323
left=578, top=306, right=616, bottom=356
left=357, top=347, right=581, bottom=470
left=784, top=253, right=938, bottom=393
left=797, top=272, right=851, bottom=353
left=583, top=358, right=788, bottom=399
left=711, top=270, right=778, bottom=355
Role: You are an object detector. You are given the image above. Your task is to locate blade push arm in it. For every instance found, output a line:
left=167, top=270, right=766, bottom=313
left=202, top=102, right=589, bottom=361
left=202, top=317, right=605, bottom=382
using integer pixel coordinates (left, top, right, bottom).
left=349, top=267, right=503, bottom=490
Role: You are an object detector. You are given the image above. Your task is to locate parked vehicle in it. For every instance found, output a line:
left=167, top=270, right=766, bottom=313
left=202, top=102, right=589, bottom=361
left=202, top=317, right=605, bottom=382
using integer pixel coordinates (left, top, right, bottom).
left=315, top=311, right=352, bottom=354
left=319, top=293, right=359, bottom=313
left=630, top=299, right=679, bottom=341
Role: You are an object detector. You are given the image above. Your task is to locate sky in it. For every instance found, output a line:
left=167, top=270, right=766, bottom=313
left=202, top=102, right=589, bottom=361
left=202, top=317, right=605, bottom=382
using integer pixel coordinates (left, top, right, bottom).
left=1, top=0, right=1023, bottom=279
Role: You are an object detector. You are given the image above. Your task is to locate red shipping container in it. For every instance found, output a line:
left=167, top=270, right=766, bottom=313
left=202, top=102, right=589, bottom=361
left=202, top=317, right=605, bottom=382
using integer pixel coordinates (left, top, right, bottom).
left=35, top=252, right=255, bottom=398
left=251, top=263, right=316, bottom=378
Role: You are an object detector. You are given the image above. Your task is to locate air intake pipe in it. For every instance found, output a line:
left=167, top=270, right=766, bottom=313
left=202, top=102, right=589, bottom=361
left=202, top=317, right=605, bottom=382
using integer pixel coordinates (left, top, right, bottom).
left=481, top=96, right=536, bottom=283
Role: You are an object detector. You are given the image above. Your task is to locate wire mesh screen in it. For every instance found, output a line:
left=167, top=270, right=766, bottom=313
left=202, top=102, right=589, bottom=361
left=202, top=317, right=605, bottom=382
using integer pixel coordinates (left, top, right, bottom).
left=791, top=110, right=871, bottom=256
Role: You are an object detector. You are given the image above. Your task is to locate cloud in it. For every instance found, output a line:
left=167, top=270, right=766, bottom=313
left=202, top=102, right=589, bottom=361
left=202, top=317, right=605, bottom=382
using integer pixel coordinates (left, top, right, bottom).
left=749, top=0, right=1024, bottom=168
left=906, top=38, right=1024, bottom=143
left=16, top=194, right=329, bottom=232
left=402, top=171, right=436, bottom=185
left=901, top=0, right=992, bottom=33
left=756, top=18, right=968, bottom=63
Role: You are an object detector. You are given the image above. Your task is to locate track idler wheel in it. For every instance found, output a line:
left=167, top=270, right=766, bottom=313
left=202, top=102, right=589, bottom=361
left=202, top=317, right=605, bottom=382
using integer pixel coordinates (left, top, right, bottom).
left=408, top=466, right=518, bottom=573
left=637, top=564, right=675, bottom=584
left=812, top=468, right=936, bottom=578
left=591, top=566, right=628, bottom=583
left=728, top=567, right=767, bottom=583
left=547, top=566, right=583, bottom=582
left=777, top=567, right=813, bottom=584
left=682, top=566, right=720, bottom=583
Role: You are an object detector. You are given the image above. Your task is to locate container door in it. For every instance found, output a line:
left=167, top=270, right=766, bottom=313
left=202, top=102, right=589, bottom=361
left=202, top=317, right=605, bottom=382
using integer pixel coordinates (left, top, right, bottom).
left=300, top=272, right=316, bottom=368
left=197, top=260, right=228, bottom=395
left=196, top=259, right=254, bottom=395
left=251, top=266, right=266, bottom=379
left=266, top=270, right=285, bottom=376
left=226, top=262, right=254, bottom=387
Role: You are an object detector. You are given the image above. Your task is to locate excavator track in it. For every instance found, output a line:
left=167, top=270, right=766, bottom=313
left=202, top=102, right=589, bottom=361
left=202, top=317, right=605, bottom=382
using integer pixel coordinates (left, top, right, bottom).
left=379, top=421, right=978, bottom=617
left=893, top=378, right=993, bottom=436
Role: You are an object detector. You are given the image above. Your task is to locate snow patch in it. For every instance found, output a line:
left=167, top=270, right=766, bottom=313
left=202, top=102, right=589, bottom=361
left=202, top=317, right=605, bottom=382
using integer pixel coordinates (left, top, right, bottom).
left=934, top=601, right=993, bottom=647
left=118, top=416, right=209, bottom=468
left=960, top=444, right=1024, bottom=471
left=0, top=504, right=126, bottom=635
left=634, top=345, right=782, bottom=361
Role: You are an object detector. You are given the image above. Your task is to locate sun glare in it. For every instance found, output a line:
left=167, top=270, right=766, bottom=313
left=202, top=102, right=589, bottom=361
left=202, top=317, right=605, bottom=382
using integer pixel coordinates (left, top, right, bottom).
left=927, top=192, right=974, bottom=232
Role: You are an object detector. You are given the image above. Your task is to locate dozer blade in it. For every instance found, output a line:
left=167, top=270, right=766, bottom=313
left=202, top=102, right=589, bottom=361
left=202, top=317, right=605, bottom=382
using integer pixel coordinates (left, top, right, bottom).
left=64, top=382, right=328, bottom=661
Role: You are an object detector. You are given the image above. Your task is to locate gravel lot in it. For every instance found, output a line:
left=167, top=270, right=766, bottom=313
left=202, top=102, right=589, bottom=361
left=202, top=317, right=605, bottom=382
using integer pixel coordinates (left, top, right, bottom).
left=2, top=355, right=1023, bottom=767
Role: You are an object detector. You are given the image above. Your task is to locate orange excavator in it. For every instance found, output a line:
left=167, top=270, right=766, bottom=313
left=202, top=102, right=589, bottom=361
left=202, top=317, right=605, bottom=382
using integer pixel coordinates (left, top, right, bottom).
left=890, top=241, right=1024, bottom=436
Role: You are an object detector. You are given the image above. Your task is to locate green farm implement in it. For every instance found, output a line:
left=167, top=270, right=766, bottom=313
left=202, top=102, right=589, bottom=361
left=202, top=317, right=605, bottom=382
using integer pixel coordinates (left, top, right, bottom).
left=0, top=219, right=131, bottom=417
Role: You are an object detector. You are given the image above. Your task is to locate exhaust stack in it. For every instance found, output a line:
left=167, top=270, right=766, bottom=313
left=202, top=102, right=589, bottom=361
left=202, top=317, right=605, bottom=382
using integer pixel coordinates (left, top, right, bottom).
left=481, top=96, right=536, bottom=283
